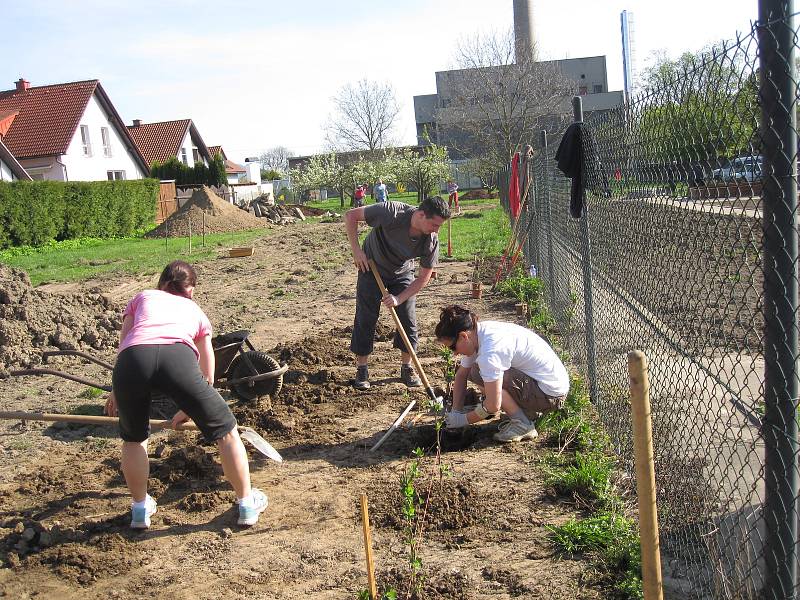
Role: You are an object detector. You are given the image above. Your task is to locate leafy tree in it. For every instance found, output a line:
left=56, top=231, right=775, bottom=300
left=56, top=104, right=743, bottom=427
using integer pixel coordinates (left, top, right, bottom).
left=209, top=153, right=228, bottom=186
left=394, top=144, right=451, bottom=204
left=261, top=168, right=283, bottom=181
left=634, top=46, right=758, bottom=163
left=325, top=79, right=401, bottom=151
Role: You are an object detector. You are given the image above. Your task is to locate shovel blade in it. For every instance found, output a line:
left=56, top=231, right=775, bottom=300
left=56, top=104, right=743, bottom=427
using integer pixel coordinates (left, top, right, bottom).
left=239, top=427, right=283, bottom=463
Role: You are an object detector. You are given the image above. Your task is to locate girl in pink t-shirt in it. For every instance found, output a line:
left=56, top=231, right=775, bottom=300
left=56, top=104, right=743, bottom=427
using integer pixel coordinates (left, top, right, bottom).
left=106, top=260, right=268, bottom=528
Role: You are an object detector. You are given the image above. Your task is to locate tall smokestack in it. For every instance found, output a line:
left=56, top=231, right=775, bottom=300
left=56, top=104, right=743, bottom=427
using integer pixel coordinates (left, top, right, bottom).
left=513, top=0, right=536, bottom=63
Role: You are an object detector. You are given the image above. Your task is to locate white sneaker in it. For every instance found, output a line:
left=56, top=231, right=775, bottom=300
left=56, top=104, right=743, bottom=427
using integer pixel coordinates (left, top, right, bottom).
left=493, top=419, right=538, bottom=443
left=237, top=488, right=269, bottom=526
left=130, top=495, right=158, bottom=529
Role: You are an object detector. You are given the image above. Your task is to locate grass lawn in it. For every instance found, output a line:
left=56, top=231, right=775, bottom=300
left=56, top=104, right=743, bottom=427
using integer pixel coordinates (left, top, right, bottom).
left=310, top=193, right=508, bottom=263
left=0, top=228, right=271, bottom=286
left=0, top=195, right=510, bottom=286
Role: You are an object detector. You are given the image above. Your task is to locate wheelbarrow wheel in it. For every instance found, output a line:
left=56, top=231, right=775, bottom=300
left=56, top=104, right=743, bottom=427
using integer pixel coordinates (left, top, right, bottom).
left=228, top=351, right=283, bottom=401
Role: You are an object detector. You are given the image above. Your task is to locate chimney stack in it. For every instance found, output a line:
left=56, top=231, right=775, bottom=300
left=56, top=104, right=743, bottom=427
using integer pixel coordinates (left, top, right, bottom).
left=512, top=0, right=536, bottom=63
left=132, top=119, right=142, bottom=127
left=15, top=78, right=30, bottom=92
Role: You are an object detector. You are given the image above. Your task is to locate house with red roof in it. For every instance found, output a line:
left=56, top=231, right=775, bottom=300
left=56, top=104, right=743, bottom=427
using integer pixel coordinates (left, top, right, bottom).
left=0, top=78, right=149, bottom=181
left=205, top=145, right=248, bottom=182
left=127, top=118, right=212, bottom=170
left=207, top=145, right=226, bottom=161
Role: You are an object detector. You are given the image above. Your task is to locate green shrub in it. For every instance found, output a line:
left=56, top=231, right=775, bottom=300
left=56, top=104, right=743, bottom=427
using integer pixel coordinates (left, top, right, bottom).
left=0, top=179, right=158, bottom=249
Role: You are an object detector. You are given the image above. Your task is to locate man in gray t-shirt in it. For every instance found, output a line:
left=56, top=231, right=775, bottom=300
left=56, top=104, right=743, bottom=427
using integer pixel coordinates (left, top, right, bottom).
left=344, top=196, right=451, bottom=390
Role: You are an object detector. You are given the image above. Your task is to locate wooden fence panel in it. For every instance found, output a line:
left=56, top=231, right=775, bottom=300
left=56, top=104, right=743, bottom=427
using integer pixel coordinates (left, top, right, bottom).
left=156, top=181, right=178, bottom=224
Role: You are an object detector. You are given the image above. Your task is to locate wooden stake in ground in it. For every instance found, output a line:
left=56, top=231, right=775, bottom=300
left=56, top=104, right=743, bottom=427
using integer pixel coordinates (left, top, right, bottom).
left=188, top=215, right=192, bottom=254
left=447, top=217, right=452, bottom=257
left=627, top=350, right=664, bottom=600
left=360, top=493, right=378, bottom=600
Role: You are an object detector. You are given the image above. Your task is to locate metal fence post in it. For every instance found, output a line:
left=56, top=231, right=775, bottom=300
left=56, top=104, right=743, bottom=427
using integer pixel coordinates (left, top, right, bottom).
left=541, top=130, right=556, bottom=311
left=758, top=2, right=798, bottom=598
left=573, top=96, right=599, bottom=403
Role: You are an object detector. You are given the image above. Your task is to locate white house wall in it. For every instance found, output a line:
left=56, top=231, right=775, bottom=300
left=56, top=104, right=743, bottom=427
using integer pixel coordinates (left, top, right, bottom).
left=179, top=130, right=208, bottom=167
left=60, top=94, right=145, bottom=182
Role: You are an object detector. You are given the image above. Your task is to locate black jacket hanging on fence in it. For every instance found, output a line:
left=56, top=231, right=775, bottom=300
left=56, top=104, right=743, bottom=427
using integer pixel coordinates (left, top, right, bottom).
left=555, top=122, right=588, bottom=218
left=555, top=122, right=605, bottom=218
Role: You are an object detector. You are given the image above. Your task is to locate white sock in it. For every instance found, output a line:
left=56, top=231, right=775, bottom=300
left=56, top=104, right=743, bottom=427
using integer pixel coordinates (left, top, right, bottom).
left=239, top=493, right=254, bottom=508
left=132, top=495, right=150, bottom=509
left=506, top=408, right=532, bottom=425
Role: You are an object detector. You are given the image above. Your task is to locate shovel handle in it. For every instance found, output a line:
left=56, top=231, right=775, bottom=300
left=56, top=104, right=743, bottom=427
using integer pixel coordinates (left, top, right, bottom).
left=0, top=410, right=199, bottom=431
left=368, top=260, right=438, bottom=400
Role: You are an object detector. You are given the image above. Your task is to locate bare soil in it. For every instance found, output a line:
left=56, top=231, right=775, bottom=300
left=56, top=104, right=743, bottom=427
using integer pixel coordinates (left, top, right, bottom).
left=0, top=219, right=606, bottom=599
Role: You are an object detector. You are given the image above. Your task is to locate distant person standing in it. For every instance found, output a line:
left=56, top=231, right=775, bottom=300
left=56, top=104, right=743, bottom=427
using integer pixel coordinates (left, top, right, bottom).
left=373, top=179, right=388, bottom=203
left=447, top=180, right=460, bottom=214
left=354, top=184, right=366, bottom=207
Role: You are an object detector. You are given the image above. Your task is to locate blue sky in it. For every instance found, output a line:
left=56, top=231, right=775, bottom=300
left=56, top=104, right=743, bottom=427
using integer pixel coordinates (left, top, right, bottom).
left=3, top=0, right=758, bottom=164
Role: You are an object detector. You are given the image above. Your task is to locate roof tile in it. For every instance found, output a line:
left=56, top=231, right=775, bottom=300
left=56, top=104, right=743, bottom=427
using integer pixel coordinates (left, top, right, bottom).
left=0, top=80, right=97, bottom=159
left=127, top=119, right=191, bottom=167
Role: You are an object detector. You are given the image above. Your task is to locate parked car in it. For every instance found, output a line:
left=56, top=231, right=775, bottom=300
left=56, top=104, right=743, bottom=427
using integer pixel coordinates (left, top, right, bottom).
left=730, top=155, right=763, bottom=183
left=712, top=155, right=763, bottom=183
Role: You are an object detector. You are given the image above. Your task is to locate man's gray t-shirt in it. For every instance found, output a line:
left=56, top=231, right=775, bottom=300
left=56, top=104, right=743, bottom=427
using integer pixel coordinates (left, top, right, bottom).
left=363, top=201, right=439, bottom=278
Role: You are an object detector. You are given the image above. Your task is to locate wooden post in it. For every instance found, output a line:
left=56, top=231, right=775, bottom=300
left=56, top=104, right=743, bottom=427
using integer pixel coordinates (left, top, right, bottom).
left=627, top=350, right=664, bottom=600
left=360, top=493, right=378, bottom=600
left=447, top=217, right=452, bottom=257
left=188, top=216, right=192, bottom=254
left=202, top=212, right=206, bottom=247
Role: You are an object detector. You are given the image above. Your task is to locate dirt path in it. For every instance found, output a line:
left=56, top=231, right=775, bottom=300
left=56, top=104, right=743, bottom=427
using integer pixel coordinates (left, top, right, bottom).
left=0, top=221, right=605, bottom=599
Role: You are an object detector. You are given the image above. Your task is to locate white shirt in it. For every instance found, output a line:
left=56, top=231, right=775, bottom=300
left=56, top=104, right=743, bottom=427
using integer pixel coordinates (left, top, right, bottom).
left=460, top=321, right=569, bottom=397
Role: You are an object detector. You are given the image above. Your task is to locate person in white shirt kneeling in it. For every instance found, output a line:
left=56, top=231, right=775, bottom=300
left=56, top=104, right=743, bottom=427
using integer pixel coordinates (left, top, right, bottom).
left=435, top=305, right=570, bottom=442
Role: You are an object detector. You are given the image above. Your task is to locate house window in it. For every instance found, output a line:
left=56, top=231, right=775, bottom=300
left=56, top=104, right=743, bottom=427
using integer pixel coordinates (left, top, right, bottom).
left=101, top=127, right=112, bottom=157
left=593, top=84, right=603, bottom=93
left=107, top=170, right=126, bottom=180
left=181, top=148, right=188, bottom=164
left=80, top=125, right=92, bottom=157
left=192, top=148, right=200, bottom=164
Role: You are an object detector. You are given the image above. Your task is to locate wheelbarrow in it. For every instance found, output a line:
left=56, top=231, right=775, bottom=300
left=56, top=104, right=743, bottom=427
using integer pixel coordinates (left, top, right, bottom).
left=9, top=329, right=287, bottom=403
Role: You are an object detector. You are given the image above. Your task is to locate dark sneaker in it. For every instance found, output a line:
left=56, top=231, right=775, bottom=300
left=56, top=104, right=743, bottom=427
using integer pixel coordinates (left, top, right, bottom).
left=353, top=365, right=370, bottom=390
left=401, top=364, right=422, bottom=388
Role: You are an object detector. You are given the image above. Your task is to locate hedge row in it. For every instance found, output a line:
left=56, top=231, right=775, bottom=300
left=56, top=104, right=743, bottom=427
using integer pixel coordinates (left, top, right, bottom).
left=0, top=179, right=159, bottom=249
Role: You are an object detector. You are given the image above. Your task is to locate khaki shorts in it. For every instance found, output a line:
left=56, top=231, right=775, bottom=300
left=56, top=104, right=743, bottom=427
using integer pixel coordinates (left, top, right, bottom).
left=468, top=364, right=566, bottom=418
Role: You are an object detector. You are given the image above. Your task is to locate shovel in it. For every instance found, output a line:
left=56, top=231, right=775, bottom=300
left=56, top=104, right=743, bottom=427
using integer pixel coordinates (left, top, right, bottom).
left=0, top=410, right=283, bottom=463
left=368, top=260, right=443, bottom=452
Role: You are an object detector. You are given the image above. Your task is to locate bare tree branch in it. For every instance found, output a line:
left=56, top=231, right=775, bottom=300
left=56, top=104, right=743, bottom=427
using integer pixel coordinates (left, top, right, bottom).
left=259, top=146, right=294, bottom=175
left=438, top=29, right=575, bottom=176
left=325, top=79, right=401, bottom=152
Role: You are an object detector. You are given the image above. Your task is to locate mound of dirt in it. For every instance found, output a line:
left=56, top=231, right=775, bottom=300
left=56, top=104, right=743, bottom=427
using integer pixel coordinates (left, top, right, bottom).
left=176, top=490, right=235, bottom=512
left=368, top=475, right=488, bottom=532
left=146, top=186, right=267, bottom=238
left=378, top=566, right=472, bottom=600
left=459, top=189, right=497, bottom=200
left=0, top=264, right=122, bottom=374
left=151, top=446, right=223, bottom=484
left=28, top=533, right=143, bottom=586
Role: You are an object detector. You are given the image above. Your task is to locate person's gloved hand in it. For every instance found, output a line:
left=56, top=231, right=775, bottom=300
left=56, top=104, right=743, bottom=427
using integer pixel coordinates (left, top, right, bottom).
left=444, top=410, right=469, bottom=430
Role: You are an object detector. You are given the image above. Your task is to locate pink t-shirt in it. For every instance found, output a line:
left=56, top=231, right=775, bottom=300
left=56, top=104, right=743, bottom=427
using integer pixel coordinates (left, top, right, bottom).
left=118, top=289, right=212, bottom=359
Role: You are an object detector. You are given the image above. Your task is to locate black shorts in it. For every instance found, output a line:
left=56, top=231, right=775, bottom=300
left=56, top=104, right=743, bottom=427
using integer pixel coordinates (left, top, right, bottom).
left=112, top=343, right=238, bottom=443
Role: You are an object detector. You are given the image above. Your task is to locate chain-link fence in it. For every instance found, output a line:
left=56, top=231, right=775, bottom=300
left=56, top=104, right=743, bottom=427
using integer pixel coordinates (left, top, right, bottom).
left=498, top=3, right=798, bottom=598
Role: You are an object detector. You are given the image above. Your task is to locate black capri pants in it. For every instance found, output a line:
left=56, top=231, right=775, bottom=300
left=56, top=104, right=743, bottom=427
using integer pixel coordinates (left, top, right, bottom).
left=350, top=269, right=416, bottom=357
left=112, top=343, right=238, bottom=443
